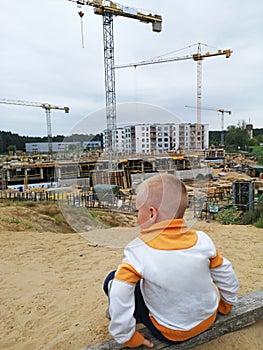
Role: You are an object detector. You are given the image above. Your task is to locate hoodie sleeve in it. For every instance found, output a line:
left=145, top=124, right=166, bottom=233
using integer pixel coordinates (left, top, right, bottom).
left=210, top=251, right=239, bottom=313
left=108, top=248, right=144, bottom=347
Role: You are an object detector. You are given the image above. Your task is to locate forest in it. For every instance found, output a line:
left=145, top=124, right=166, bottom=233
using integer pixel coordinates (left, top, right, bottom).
left=0, top=131, right=102, bottom=154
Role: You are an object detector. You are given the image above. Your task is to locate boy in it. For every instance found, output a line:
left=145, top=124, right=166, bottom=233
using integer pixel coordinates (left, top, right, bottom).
left=103, top=174, right=239, bottom=348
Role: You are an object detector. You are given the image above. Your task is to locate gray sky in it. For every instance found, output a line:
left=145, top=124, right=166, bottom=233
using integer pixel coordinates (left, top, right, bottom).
left=0, top=0, right=262, bottom=137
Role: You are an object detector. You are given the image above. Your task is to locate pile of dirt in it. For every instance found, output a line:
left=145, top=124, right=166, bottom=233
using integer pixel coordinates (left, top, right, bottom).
left=0, top=201, right=137, bottom=233
left=0, top=201, right=74, bottom=233
left=88, top=209, right=137, bottom=227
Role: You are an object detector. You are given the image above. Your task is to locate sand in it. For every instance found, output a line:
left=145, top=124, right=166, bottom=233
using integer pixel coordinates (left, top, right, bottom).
left=0, top=219, right=263, bottom=350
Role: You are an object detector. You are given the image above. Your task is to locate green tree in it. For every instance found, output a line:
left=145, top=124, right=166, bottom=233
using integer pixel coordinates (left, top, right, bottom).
left=248, top=137, right=259, bottom=146
left=209, top=131, right=221, bottom=147
left=225, top=122, right=250, bottom=152
left=7, top=145, right=16, bottom=154
left=255, top=134, right=263, bottom=144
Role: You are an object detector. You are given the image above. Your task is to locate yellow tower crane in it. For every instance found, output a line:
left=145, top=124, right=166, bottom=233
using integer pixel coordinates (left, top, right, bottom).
left=0, top=98, right=70, bottom=154
left=68, top=0, right=162, bottom=170
left=185, top=105, right=232, bottom=147
left=116, top=43, right=232, bottom=150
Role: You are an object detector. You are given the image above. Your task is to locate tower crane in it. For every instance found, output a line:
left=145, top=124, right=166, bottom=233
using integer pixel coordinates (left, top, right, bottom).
left=115, top=43, right=232, bottom=150
left=68, top=0, right=162, bottom=170
left=0, top=98, right=70, bottom=154
left=185, top=105, right=231, bottom=147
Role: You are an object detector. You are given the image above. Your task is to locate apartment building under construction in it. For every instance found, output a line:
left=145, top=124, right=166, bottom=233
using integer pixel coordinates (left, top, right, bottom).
left=103, top=122, right=209, bottom=153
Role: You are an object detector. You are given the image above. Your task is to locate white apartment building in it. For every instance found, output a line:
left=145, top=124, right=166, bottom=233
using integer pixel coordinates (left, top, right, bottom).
left=103, top=122, right=209, bottom=154
left=103, top=126, right=126, bottom=153
left=134, top=124, right=152, bottom=153
left=155, top=123, right=177, bottom=152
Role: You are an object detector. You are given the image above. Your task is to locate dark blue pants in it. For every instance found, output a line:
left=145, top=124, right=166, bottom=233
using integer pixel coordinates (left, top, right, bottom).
left=103, top=271, right=178, bottom=344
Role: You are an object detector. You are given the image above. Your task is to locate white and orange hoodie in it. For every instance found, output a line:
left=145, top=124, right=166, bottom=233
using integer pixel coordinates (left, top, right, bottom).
left=108, top=219, right=239, bottom=348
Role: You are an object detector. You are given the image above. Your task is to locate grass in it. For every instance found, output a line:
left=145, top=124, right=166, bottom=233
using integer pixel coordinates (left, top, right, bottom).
left=0, top=217, right=21, bottom=224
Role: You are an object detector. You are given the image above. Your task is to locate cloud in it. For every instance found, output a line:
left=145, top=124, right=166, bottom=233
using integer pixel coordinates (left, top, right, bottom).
left=0, top=0, right=262, bottom=137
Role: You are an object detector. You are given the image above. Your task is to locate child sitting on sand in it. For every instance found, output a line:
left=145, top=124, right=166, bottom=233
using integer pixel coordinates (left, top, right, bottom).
left=103, top=174, right=239, bottom=348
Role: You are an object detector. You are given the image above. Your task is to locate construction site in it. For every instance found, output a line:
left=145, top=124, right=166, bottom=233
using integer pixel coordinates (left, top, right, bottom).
left=0, top=146, right=262, bottom=222
left=0, top=0, right=263, bottom=220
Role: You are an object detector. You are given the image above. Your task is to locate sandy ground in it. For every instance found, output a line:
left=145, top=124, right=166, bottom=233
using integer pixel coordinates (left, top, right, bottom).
left=0, top=218, right=263, bottom=350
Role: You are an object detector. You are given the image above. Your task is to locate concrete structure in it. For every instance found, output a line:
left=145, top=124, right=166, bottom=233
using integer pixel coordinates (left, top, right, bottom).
left=177, top=123, right=209, bottom=150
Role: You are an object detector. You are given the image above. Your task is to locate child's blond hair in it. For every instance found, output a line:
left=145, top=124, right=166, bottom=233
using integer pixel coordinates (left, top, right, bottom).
left=136, top=174, right=188, bottom=220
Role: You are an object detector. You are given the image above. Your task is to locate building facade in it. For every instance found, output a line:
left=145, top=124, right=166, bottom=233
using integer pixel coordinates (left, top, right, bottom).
left=103, top=122, right=209, bottom=154
left=177, top=123, right=209, bottom=150
left=26, top=141, right=101, bottom=154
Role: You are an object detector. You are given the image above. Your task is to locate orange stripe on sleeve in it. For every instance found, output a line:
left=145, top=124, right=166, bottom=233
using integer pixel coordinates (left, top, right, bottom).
left=124, top=331, right=144, bottom=348
left=218, top=299, right=233, bottom=315
left=114, top=262, right=142, bottom=284
left=209, top=249, right=223, bottom=268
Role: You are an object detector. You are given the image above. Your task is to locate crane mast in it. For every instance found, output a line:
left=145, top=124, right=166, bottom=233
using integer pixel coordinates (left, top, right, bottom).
left=116, top=43, right=232, bottom=150
left=0, top=98, right=70, bottom=154
left=103, top=11, right=117, bottom=167
left=195, top=44, right=203, bottom=150
left=217, top=109, right=231, bottom=147
left=68, top=0, right=162, bottom=170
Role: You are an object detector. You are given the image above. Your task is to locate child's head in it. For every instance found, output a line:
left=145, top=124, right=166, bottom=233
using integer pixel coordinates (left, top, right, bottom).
left=136, top=174, right=188, bottom=229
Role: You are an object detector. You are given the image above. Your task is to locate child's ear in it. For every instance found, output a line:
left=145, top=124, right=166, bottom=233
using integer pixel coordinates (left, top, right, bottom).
left=149, top=207, right=157, bottom=221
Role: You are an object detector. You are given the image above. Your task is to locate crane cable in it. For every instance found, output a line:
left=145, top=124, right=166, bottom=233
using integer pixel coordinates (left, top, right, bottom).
left=78, top=10, right=85, bottom=48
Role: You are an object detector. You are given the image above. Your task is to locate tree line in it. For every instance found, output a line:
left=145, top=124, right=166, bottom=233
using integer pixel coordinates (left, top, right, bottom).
left=0, top=130, right=102, bottom=154
left=210, top=124, right=263, bottom=152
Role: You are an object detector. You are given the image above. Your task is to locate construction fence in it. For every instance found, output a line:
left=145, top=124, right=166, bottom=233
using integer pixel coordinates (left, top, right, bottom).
left=0, top=186, right=135, bottom=212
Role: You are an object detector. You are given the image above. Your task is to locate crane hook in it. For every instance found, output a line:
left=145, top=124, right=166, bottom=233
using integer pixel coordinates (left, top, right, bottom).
left=78, top=11, right=85, bottom=48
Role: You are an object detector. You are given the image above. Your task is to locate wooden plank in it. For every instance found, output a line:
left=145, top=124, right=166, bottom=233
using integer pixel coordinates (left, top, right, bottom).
left=81, top=289, right=263, bottom=350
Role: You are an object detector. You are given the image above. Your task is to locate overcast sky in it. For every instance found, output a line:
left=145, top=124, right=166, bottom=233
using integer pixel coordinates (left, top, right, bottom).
left=0, top=0, right=262, bottom=137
